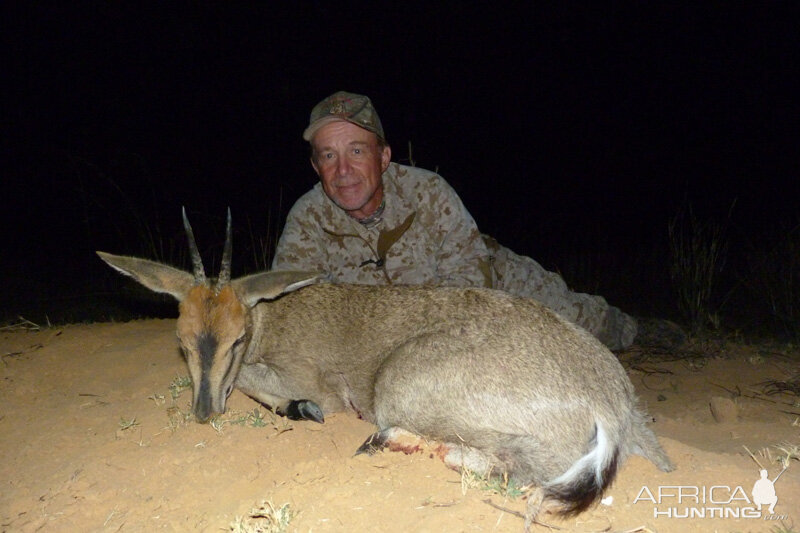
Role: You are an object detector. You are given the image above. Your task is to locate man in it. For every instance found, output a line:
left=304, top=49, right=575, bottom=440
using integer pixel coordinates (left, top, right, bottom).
left=272, top=91, right=638, bottom=350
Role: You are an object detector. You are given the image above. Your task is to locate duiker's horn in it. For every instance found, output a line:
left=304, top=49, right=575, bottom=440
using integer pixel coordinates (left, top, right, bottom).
left=182, top=207, right=207, bottom=283
left=218, top=208, right=233, bottom=286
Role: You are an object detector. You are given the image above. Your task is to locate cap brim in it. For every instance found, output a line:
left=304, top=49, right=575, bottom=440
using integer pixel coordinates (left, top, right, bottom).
left=303, top=116, right=383, bottom=142
left=302, top=116, right=351, bottom=141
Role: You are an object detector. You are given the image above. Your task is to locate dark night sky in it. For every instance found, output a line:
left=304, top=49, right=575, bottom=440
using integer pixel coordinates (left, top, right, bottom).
left=2, top=3, right=798, bottom=320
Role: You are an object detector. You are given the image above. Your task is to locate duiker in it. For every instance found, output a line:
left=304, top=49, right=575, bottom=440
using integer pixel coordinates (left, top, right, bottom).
left=98, top=209, right=673, bottom=529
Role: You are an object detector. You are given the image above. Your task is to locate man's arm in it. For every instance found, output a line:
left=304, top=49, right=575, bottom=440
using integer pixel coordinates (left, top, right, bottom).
left=271, top=201, right=328, bottom=273
left=418, top=176, right=492, bottom=288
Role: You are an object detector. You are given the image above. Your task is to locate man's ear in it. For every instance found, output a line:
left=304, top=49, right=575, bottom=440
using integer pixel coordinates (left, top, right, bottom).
left=381, top=144, right=392, bottom=172
left=310, top=154, right=321, bottom=176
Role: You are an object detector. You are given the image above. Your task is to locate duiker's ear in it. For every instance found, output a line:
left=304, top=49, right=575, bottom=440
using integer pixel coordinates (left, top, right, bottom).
left=97, top=251, right=195, bottom=301
left=232, top=271, right=322, bottom=307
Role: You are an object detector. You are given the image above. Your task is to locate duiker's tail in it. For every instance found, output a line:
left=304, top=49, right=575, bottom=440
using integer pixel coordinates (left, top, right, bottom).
left=541, top=422, right=619, bottom=516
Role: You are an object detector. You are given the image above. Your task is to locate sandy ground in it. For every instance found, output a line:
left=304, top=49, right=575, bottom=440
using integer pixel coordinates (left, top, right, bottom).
left=1, top=319, right=799, bottom=533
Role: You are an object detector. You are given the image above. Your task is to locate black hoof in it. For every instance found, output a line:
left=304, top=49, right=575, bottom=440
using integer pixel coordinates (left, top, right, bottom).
left=281, top=400, right=325, bottom=423
left=355, top=430, right=389, bottom=456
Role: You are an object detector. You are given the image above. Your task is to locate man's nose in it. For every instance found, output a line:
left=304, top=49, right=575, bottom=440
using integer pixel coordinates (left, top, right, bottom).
left=336, top=155, right=352, bottom=175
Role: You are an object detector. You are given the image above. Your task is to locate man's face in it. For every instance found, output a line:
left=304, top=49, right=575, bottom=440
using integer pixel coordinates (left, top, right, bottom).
left=311, top=120, right=391, bottom=220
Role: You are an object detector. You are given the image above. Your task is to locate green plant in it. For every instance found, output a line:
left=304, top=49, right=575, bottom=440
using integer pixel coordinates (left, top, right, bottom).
left=460, top=467, right=524, bottom=499
left=147, top=393, right=166, bottom=406
left=118, top=416, right=139, bottom=431
left=225, top=408, right=269, bottom=428
left=207, top=409, right=271, bottom=433
left=483, top=473, right=524, bottom=499
left=169, top=375, right=193, bottom=400
left=247, top=408, right=268, bottom=427
left=210, top=416, right=227, bottom=434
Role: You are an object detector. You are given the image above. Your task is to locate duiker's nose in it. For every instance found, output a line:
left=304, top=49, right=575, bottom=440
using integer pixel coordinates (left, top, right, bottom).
left=193, top=395, right=213, bottom=423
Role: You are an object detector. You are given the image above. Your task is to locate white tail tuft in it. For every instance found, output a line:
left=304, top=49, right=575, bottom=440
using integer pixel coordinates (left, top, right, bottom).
left=547, top=421, right=611, bottom=488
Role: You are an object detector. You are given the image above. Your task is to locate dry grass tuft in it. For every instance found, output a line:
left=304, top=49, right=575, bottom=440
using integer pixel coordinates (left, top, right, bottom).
left=760, top=374, right=800, bottom=397
left=161, top=376, right=294, bottom=435
left=460, top=465, right=524, bottom=499
left=229, top=500, right=293, bottom=533
left=0, top=316, right=46, bottom=331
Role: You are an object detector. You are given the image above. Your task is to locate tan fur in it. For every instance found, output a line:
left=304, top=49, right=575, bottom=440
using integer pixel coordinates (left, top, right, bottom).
left=98, top=220, right=673, bottom=530
left=177, top=285, right=247, bottom=345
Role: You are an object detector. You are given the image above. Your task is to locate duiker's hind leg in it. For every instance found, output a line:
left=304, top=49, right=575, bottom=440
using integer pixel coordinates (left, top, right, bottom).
left=356, top=427, right=428, bottom=456
left=439, top=442, right=500, bottom=478
left=629, top=410, right=675, bottom=472
left=355, top=428, right=501, bottom=479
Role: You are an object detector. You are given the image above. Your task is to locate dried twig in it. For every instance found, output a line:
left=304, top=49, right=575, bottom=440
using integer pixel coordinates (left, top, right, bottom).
left=2, top=343, right=44, bottom=364
left=759, top=376, right=800, bottom=396
left=0, top=316, right=43, bottom=332
left=743, top=445, right=764, bottom=469
left=481, top=499, right=526, bottom=520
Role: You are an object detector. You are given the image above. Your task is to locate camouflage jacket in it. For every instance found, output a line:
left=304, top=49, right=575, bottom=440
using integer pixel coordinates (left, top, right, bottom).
left=272, top=163, right=492, bottom=287
left=273, top=163, right=637, bottom=350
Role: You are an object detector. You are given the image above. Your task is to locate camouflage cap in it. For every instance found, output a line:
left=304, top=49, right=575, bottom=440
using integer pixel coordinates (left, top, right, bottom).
left=302, top=91, right=385, bottom=142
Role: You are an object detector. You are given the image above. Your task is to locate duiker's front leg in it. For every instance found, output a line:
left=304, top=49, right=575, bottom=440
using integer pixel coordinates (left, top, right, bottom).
left=236, top=362, right=324, bottom=423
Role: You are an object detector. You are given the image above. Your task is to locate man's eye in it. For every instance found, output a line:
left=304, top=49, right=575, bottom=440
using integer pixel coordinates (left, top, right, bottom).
left=353, top=148, right=361, bottom=154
